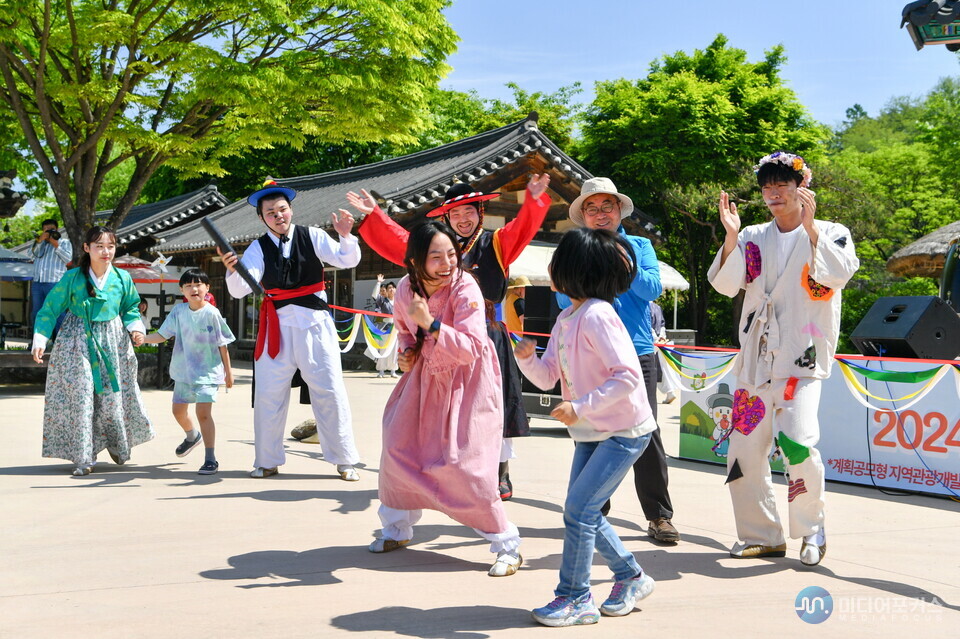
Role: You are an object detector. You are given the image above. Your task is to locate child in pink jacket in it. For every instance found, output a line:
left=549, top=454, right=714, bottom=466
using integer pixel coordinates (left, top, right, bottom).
left=515, top=227, right=657, bottom=627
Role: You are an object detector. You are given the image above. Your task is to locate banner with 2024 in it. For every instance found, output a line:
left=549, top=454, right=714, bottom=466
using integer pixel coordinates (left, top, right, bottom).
left=666, top=345, right=960, bottom=498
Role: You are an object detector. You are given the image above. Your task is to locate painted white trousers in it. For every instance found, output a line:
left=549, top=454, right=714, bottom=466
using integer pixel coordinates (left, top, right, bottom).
left=253, top=319, right=359, bottom=470
left=727, top=377, right=825, bottom=546
left=377, top=505, right=522, bottom=554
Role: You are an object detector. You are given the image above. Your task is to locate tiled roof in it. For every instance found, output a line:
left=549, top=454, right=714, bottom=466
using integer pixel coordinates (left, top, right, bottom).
left=96, top=183, right=229, bottom=245
left=156, top=115, right=597, bottom=253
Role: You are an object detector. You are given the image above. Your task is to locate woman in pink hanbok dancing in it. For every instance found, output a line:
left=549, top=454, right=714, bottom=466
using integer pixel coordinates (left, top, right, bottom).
left=369, top=221, right=522, bottom=577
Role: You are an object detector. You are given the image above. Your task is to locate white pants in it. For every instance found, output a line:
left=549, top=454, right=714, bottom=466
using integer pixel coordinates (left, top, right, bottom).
left=377, top=505, right=521, bottom=554
left=657, top=348, right=681, bottom=396
left=727, top=377, right=825, bottom=546
left=375, top=344, right=399, bottom=373
left=253, top=319, right=359, bottom=469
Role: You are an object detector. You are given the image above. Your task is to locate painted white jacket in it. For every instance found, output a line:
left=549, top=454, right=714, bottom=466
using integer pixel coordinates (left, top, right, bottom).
left=708, top=219, right=860, bottom=388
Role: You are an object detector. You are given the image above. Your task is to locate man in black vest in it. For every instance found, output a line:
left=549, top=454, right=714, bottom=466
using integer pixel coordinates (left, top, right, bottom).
left=220, top=180, right=362, bottom=480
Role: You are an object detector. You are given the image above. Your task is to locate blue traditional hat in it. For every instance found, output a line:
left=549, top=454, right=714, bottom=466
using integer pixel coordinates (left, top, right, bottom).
left=247, top=179, right=297, bottom=209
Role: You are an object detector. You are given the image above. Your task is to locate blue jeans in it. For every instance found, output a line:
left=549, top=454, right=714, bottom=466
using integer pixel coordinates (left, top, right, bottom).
left=556, top=433, right=652, bottom=598
left=31, top=281, right=64, bottom=334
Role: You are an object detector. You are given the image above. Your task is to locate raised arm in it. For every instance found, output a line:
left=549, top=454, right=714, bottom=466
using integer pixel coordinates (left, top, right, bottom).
left=347, top=189, right=408, bottom=267
left=492, top=174, right=551, bottom=268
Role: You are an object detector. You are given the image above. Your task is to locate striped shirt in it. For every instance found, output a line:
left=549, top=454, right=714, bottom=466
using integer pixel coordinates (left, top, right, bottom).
left=31, top=236, right=73, bottom=283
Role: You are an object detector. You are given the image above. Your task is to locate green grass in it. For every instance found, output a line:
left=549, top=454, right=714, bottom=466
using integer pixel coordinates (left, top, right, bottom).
left=679, top=432, right=785, bottom=472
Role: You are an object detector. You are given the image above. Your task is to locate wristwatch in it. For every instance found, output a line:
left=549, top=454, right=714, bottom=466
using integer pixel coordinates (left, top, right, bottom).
left=429, top=318, right=441, bottom=333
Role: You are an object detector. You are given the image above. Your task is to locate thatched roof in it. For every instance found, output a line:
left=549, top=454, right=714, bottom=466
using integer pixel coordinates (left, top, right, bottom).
left=886, top=220, right=960, bottom=277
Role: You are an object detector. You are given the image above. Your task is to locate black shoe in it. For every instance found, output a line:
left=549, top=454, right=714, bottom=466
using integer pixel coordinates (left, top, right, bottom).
left=198, top=460, right=219, bottom=475
left=175, top=433, right=202, bottom=457
left=499, top=475, right=513, bottom=500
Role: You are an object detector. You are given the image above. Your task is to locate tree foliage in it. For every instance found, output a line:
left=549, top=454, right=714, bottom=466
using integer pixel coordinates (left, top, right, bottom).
left=578, top=35, right=829, bottom=342
left=0, top=0, right=457, bottom=256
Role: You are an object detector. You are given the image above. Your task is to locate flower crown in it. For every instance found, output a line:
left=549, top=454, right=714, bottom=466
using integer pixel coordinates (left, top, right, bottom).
left=754, top=151, right=813, bottom=188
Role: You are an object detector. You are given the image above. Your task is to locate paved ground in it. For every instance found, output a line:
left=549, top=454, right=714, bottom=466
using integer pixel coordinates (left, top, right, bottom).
left=1, top=361, right=958, bottom=638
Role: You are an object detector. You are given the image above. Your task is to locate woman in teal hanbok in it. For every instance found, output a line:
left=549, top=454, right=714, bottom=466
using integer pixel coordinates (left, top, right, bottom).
left=32, top=226, right=154, bottom=475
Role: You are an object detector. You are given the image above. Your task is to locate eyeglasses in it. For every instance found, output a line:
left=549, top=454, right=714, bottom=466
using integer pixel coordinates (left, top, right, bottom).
left=582, top=201, right=620, bottom=216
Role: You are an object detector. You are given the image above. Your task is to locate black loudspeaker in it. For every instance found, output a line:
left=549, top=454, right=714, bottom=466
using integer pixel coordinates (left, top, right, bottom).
left=941, top=238, right=960, bottom=311
left=850, top=296, right=960, bottom=360
left=519, top=286, right=561, bottom=396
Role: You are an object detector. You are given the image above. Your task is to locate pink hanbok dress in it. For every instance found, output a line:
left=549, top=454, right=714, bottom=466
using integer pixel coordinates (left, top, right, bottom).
left=378, top=272, right=509, bottom=534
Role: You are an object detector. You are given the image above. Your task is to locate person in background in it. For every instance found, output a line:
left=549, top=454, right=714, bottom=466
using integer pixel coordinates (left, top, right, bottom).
left=558, top=177, right=679, bottom=544
left=371, top=273, right=398, bottom=378
left=504, top=275, right=530, bottom=335
left=649, top=300, right=678, bottom=404
left=30, top=218, right=72, bottom=334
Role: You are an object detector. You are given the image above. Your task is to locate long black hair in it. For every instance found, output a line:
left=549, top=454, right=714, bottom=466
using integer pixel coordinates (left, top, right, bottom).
left=549, top=228, right=637, bottom=304
left=77, top=226, right=118, bottom=297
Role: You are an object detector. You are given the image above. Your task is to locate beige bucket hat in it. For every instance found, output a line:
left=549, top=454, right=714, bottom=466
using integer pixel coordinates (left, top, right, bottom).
left=568, top=177, right=634, bottom=227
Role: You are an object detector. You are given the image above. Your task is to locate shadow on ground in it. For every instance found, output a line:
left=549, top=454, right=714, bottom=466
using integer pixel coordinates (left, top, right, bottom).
left=331, top=605, right=533, bottom=638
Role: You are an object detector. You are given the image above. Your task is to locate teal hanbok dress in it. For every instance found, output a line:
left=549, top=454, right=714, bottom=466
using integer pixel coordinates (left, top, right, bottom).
left=35, top=267, right=154, bottom=467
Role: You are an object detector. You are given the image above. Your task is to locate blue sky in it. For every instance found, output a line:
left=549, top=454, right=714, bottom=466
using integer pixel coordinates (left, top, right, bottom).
left=442, top=0, right=960, bottom=126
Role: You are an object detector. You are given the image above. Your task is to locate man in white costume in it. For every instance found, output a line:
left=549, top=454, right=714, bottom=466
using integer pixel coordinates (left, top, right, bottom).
left=220, top=180, right=362, bottom=481
left=708, top=152, right=859, bottom=566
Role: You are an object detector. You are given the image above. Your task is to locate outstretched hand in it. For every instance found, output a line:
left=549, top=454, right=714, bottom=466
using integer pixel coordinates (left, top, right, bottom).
left=345, top=189, right=377, bottom=216
left=527, top=173, right=550, bottom=200
left=798, top=187, right=817, bottom=231
left=332, top=209, right=355, bottom=237
left=719, top=190, right=740, bottom=239
left=514, top=337, right=536, bottom=359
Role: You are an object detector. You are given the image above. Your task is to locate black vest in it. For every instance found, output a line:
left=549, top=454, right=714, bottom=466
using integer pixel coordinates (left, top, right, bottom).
left=462, top=230, right=507, bottom=303
left=258, top=225, right=326, bottom=311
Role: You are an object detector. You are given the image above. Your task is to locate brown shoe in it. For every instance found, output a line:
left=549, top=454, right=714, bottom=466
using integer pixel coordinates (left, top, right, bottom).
left=730, top=542, right=787, bottom=558
left=648, top=518, right=681, bottom=543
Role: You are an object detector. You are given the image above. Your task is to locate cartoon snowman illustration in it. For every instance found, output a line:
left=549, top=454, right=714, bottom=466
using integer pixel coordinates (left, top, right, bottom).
left=708, top=383, right=734, bottom=458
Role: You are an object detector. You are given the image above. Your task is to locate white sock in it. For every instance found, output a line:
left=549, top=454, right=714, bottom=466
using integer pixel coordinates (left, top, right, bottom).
left=185, top=429, right=198, bottom=441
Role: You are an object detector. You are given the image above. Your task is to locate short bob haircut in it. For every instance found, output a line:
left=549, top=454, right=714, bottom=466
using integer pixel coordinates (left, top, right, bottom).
left=549, top=228, right=637, bottom=304
left=404, top=221, right=463, bottom=297
left=756, top=161, right=803, bottom=188
left=179, top=268, right=211, bottom=287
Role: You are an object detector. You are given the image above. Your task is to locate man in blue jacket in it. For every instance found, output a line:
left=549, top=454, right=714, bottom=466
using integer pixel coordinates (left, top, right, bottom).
left=556, top=177, right=679, bottom=543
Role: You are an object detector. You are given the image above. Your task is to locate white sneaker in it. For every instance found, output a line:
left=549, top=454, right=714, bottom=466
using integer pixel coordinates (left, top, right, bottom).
left=664, top=391, right=677, bottom=404
left=488, top=551, right=522, bottom=576
left=337, top=465, right=360, bottom=481
left=800, top=529, right=827, bottom=566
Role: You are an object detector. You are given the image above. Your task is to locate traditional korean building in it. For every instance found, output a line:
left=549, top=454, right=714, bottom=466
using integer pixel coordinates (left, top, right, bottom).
left=154, top=113, right=661, bottom=353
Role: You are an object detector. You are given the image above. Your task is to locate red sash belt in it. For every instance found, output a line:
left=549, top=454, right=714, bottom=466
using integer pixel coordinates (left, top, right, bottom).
left=255, top=281, right=326, bottom=360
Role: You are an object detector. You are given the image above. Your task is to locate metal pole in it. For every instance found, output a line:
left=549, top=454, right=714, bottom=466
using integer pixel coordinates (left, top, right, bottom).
left=673, top=290, right=678, bottom=329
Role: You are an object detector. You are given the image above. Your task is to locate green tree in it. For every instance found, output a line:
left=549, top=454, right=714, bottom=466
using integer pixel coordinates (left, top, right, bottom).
left=578, top=35, right=828, bottom=342
left=0, top=0, right=457, bottom=257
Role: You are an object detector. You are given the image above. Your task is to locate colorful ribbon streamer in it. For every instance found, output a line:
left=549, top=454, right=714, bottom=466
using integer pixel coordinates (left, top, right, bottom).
left=836, top=359, right=956, bottom=412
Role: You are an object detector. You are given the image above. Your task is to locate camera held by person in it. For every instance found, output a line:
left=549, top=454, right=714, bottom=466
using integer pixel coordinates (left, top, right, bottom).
left=37, top=226, right=61, bottom=242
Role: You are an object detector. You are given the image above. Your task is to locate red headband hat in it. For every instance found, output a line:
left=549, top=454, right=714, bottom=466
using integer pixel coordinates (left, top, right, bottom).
left=247, top=179, right=297, bottom=209
left=426, top=182, right=499, bottom=218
